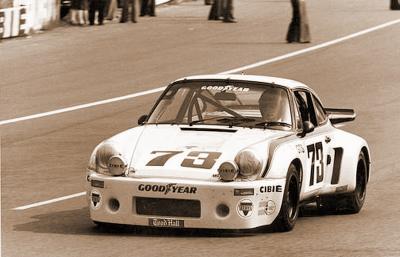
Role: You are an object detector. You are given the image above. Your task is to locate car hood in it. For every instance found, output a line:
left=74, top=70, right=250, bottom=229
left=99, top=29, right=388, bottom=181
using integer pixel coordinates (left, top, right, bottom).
left=118, top=124, right=291, bottom=180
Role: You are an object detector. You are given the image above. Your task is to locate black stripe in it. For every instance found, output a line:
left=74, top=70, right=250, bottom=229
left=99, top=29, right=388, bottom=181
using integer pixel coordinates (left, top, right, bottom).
left=331, top=147, right=343, bottom=184
left=180, top=127, right=237, bottom=133
left=261, top=133, right=297, bottom=177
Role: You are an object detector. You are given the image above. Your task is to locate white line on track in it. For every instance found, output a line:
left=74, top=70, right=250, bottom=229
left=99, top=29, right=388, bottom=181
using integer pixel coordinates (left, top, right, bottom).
left=10, top=18, right=400, bottom=211
left=12, top=192, right=86, bottom=210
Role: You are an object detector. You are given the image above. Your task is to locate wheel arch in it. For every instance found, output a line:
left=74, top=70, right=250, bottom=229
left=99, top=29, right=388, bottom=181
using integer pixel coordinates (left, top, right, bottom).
left=361, top=146, right=370, bottom=182
left=290, top=158, right=303, bottom=184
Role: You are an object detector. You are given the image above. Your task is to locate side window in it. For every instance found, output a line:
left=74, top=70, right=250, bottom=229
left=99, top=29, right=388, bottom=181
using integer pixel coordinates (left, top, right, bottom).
left=312, top=95, right=327, bottom=125
left=294, top=91, right=318, bottom=127
left=293, top=97, right=303, bottom=129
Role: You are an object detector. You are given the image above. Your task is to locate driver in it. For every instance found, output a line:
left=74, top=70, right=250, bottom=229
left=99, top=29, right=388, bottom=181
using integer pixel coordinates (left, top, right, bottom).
left=258, top=87, right=290, bottom=122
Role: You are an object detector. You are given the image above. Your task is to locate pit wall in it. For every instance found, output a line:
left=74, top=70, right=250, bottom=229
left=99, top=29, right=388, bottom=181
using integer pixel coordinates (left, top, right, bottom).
left=0, top=0, right=58, bottom=38
left=0, top=0, right=171, bottom=39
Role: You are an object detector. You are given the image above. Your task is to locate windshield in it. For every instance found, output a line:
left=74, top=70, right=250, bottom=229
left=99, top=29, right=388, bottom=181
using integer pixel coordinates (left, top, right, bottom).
left=147, top=80, right=292, bottom=130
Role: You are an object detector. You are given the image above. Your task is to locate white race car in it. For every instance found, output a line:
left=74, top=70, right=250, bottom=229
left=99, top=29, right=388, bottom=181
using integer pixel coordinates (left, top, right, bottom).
left=86, top=74, right=370, bottom=232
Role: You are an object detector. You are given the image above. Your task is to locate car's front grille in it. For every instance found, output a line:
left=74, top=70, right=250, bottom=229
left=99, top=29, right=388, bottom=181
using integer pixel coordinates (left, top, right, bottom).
left=135, top=197, right=201, bottom=218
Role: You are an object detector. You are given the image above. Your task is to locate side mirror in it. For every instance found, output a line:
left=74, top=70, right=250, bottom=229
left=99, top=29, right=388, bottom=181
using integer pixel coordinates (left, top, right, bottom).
left=298, top=121, right=315, bottom=137
left=138, top=115, right=148, bottom=125
left=303, top=121, right=315, bottom=133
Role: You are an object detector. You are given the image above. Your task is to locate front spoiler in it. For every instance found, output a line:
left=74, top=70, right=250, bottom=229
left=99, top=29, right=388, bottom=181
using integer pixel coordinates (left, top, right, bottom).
left=87, top=172, right=286, bottom=230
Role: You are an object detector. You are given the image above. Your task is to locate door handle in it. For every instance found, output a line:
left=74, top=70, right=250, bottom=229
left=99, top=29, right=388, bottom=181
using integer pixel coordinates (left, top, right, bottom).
left=325, top=136, right=331, bottom=143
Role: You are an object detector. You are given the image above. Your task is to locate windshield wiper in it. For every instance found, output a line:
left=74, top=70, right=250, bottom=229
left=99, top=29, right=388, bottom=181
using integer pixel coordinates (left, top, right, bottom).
left=189, top=117, right=255, bottom=127
left=218, top=117, right=256, bottom=128
left=189, top=117, right=222, bottom=126
left=255, top=121, right=292, bottom=129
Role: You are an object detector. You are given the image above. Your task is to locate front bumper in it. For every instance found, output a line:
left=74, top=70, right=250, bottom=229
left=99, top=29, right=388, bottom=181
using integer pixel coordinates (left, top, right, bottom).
left=86, top=172, right=286, bottom=230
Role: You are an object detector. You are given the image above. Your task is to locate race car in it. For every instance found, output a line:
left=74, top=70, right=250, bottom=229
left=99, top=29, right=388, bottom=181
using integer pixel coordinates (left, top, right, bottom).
left=86, top=74, right=370, bottom=232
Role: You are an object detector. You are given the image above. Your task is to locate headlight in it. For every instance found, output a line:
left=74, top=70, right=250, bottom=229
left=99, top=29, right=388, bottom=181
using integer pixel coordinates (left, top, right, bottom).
left=234, top=149, right=263, bottom=179
left=108, top=155, right=127, bottom=176
left=218, top=161, right=239, bottom=182
left=88, top=142, right=127, bottom=176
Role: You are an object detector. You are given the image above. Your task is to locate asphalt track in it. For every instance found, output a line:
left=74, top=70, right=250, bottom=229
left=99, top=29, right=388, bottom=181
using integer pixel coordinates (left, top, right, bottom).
left=1, top=0, right=400, bottom=256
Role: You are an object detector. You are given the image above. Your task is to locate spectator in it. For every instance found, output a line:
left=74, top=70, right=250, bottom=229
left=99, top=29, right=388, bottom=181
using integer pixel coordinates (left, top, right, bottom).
left=209, top=0, right=235, bottom=22
left=106, top=0, right=118, bottom=20
left=89, top=0, right=107, bottom=25
left=390, top=0, right=400, bottom=10
left=120, top=0, right=137, bottom=23
left=286, top=0, right=310, bottom=43
left=70, top=0, right=88, bottom=25
left=222, top=0, right=236, bottom=23
left=140, top=0, right=156, bottom=16
left=208, top=0, right=223, bottom=20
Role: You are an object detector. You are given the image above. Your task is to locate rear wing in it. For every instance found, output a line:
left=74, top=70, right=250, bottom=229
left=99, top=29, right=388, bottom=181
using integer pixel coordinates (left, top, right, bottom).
left=325, top=108, right=356, bottom=125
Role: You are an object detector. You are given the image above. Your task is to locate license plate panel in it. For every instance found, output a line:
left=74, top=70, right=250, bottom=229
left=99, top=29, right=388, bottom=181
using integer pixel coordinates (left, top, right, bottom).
left=148, top=218, right=184, bottom=228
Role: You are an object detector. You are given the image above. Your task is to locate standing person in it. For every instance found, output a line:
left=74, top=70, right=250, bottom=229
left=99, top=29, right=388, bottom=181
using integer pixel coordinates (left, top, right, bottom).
left=286, top=0, right=310, bottom=43
left=70, top=0, right=88, bottom=25
left=208, top=0, right=223, bottom=20
left=390, top=0, right=400, bottom=10
left=106, top=0, right=118, bottom=20
left=140, top=0, right=156, bottom=16
left=120, top=0, right=137, bottom=23
left=222, top=0, right=236, bottom=23
left=89, top=0, right=107, bottom=25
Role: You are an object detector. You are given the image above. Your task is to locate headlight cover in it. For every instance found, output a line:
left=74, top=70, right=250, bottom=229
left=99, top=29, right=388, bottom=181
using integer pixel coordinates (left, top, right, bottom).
left=234, top=149, right=263, bottom=180
left=88, top=142, right=127, bottom=176
left=218, top=161, right=239, bottom=182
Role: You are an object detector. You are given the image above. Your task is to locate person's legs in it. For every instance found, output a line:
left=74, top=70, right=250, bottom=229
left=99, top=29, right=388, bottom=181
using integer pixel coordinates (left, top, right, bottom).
left=70, top=9, right=77, bottom=24
left=149, top=0, right=155, bottom=16
left=223, top=0, right=236, bottom=22
left=391, top=0, right=400, bottom=10
left=130, top=0, right=137, bottom=22
left=88, top=0, right=97, bottom=25
left=286, top=0, right=300, bottom=42
left=120, top=0, right=129, bottom=22
left=106, top=0, right=117, bottom=20
left=97, top=0, right=106, bottom=24
left=140, top=0, right=148, bottom=16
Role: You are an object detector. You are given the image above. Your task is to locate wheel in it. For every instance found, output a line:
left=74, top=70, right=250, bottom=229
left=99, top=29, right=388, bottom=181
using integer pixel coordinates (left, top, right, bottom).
left=272, top=164, right=300, bottom=232
left=342, top=151, right=368, bottom=213
left=318, top=151, right=368, bottom=214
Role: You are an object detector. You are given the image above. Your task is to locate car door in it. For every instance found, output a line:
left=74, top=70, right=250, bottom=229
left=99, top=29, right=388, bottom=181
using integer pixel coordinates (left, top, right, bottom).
left=294, top=90, right=333, bottom=199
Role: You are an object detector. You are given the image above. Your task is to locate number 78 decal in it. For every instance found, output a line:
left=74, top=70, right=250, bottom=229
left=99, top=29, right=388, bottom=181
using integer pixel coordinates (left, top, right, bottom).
left=307, top=142, right=324, bottom=186
left=146, top=151, right=222, bottom=169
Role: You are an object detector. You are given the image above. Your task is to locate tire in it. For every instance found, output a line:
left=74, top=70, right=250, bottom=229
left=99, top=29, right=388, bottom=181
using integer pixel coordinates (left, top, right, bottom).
left=342, top=151, right=368, bottom=213
left=272, top=164, right=300, bottom=232
left=318, top=151, right=368, bottom=214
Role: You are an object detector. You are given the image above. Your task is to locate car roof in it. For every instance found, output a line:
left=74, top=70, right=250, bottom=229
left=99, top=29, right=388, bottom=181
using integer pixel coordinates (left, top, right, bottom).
left=174, top=74, right=312, bottom=91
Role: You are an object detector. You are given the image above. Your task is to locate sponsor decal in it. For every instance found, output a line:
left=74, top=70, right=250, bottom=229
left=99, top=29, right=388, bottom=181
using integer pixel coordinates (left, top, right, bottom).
left=296, top=144, right=305, bottom=153
left=234, top=188, right=254, bottom=196
left=237, top=199, right=253, bottom=218
left=335, top=185, right=348, bottom=193
left=260, top=185, right=282, bottom=193
left=138, top=184, right=197, bottom=195
left=91, top=190, right=101, bottom=209
left=201, top=85, right=250, bottom=92
left=91, top=180, right=104, bottom=188
left=258, top=200, right=276, bottom=216
left=265, top=200, right=276, bottom=215
left=149, top=218, right=184, bottom=228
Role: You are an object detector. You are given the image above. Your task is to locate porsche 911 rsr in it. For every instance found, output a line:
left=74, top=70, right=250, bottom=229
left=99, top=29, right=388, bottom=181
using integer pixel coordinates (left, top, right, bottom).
left=86, top=74, right=370, bottom=232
